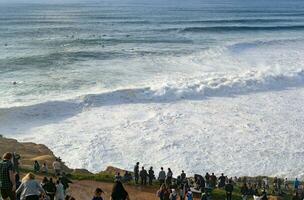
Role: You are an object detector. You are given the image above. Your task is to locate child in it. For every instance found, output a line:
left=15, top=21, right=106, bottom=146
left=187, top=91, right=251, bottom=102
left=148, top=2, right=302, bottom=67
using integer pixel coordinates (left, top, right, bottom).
left=92, top=188, right=104, bottom=200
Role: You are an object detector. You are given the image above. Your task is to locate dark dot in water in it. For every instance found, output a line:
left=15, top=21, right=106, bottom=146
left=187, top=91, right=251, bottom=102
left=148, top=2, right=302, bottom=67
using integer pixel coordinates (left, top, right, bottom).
left=4, top=43, right=8, bottom=46
left=13, top=81, right=17, bottom=85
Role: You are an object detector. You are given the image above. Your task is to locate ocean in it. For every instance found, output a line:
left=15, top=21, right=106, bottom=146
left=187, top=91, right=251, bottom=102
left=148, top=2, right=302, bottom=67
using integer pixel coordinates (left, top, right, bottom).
left=1, top=0, right=304, bottom=177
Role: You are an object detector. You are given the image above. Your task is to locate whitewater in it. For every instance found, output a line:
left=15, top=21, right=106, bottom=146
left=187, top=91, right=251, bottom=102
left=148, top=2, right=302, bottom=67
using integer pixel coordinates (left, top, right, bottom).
left=1, top=0, right=304, bottom=178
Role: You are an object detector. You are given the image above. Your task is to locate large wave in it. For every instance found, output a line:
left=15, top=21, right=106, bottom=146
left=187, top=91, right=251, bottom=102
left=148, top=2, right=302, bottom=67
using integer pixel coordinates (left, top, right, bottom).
left=83, top=69, right=304, bottom=105
left=1, top=69, right=304, bottom=121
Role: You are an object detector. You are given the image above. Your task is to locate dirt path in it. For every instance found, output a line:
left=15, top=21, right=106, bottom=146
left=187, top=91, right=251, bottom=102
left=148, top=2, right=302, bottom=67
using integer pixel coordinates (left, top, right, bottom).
left=69, top=180, right=159, bottom=200
left=69, top=180, right=201, bottom=200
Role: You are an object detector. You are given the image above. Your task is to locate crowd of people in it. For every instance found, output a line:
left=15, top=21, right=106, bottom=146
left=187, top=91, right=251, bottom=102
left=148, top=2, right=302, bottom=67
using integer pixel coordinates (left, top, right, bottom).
left=0, top=153, right=75, bottom=200
left=129, top=162, right=304, bottom=200
left=1, top=152, right=303, bottom=200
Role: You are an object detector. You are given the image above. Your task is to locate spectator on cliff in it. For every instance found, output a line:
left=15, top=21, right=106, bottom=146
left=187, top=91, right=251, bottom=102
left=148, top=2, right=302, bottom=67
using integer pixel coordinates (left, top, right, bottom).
left=0, top=152, right=16, bottom=200
left=284, top=178, right=289, bottom=190
left=294, top=178, right=300, bottom=190
left=134, top=162, right=139, bottom=185
left=148, top=167, right=155, bottom=185
left=110, top=181, right=130, bottom=200
left=139, top=167, right=147, bottom=185
left=225, top=180, right=234, bottom=200
left=181, top=171, right=186, bottom=182
left=52, top=159, right=61, bottom=176
left=122, top=171, right=132, bottom=183
left=157, top=183, right=170, bottom=200
left=44, top=178, right=56, bottom=200
left=205, top=173, right=210, bottom=188
left=15, top=174, right=21, bottom=200
left=179, top=184, right=186, bottom=200
left=41, top=177, right=49, bottom=190
left=186, top=189, right=193, bottom=200
left=210, top=173, right=217, bottom=188
left=33, top=161, right=40, bottom=173
left=263, top=178, right=269, bottom=190
left=115, top=172, right=122, bottom=182
left=218, top=173, right=226, bottom=188
left=16, top=173, right=45, bottom=200
left=55, top=180, right=65, bottom=200
left=169, top=189, right=178, bottom=200
left=59, top=173, right=72, bottom=194
left=261, top=190, right=268, bottom=200
left=12, top=153, right=20, bottom=174
left=241, top=183, right=249, bottom=200
left=158, top=167, right=166, bottom=186
left=41, top=163, right=48, bottom=175
left=92, top=188, right=104, bottom=200
left=166, top=168, right=173, bottom=186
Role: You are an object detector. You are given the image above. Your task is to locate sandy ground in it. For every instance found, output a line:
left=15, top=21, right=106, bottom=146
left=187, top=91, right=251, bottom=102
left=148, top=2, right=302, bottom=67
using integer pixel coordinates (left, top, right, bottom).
left=69, top=180, right=202, bottom=200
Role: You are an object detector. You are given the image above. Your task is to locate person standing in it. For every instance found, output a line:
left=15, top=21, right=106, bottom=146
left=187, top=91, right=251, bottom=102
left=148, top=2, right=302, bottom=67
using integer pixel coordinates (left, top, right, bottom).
left=284, top=178, right=289, bottom=190
left=40, top=163, right=48, bottom=175
left=241, top=183, right=249, bottom=200
left=218, top=173, right=226, bottom=188
left=294, top=178, right=300, bottom=191
left=55, top=180, right=64, bottom=200
left=166, top=168, right=173, bottom=186
left=210, top=173, right=217, bottom=188
left=139, top=167, right=147, bottom=185
left=148, top=167, right=155, bottom=185
left=157, top=184, right=166, bottom=200
left=58, top=173, right=72, bottom=195
left=169, top=189, right=178, bottom=200
left=110, top=181, right=130, bottom=200
left=44, top=178, right=56, bottom=200
left=0, top=152, right=16, bottom=200
left=225, top=180, right=234, bottom=200
left=12, top=153, right=20, bottom=175
left=186, top=189, right=193, bottom=200
left=133, top=162, right=139, bottom=185
left=181, top=171, right=186, bottom=182
left=16, top=173, right=44, bottom=200
left=52, top=160, right=61, bottom=176
left=158, top=167, right=166, bottom=186
left=33, top=161, right=40, bottom=173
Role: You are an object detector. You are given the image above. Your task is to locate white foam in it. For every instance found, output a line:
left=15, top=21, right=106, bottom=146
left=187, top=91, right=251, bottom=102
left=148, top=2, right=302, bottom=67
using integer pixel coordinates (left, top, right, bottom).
left=5, top=87, right=304, bottom=179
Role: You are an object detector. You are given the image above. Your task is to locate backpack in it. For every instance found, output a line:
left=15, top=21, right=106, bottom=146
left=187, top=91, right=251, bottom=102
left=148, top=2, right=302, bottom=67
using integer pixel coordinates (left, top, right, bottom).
left=187, top=192, right=193, bottom=200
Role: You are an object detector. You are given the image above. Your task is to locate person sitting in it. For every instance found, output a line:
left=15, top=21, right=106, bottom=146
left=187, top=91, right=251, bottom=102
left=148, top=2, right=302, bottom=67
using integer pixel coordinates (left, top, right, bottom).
left=92, top=188, right=104, bottom=200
